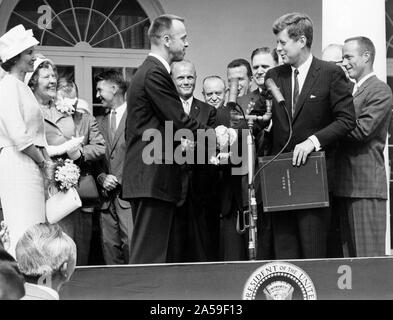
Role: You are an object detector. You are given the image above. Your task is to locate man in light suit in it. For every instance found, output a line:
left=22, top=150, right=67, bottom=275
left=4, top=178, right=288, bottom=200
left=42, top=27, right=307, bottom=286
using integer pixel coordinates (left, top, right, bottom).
left=94, top=70, right=133, bottom=264
left=334, top=36, right=393, bottom=257
left=170, top=60, right=216, bottom=262
left=264, top=12, right=356, bottom=259
left=122, top=14, right=210, bottom=264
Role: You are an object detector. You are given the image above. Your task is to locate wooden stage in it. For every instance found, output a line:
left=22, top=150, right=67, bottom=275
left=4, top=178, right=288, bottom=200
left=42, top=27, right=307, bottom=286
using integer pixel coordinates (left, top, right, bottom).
left=59, top=256, right=393, bottom=300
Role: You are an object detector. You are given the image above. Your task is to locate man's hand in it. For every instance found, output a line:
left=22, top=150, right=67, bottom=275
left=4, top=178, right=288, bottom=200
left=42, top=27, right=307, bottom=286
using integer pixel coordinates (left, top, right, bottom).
left=97, top=174, right=119, bottom=191
left=292, top=139, right=315, bottom=166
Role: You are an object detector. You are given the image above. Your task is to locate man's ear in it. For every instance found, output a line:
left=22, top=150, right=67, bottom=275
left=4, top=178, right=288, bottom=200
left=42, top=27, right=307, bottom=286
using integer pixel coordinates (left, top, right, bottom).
left=363, top=51, right=371, bottom=63
left=162, top=34, right=171, bottom=48
left=298, top=35, right=307, bottom=48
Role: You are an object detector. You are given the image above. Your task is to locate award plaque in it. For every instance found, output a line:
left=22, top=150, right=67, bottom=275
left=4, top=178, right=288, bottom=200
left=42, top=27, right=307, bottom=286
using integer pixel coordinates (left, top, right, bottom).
left=258, top=151, right=329, bottom=212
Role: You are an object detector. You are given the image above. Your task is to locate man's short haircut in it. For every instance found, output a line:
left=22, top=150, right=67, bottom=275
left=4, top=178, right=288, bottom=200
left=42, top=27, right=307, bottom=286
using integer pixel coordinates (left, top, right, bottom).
left=344, top=36, right=376, bottom=64
left=250, top=47, right=279, bottom=65
left=148, top=14, right=185, bottom=44
left=171, top=59, right=196, bottom=75
left=15, top=223, right=76, bottom=280
left=227, top=58, right=252, bottom=78
left=94, top=70, right=128, bottom=95
left=202, top=75, right=226, bottom=93
left=272, top=12, right=313, bottom=48
left=0, top=261, right=25, bottom=300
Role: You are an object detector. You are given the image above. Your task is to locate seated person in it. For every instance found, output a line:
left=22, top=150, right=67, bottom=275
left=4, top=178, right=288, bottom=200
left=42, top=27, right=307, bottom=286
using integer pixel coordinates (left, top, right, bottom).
left=15, top=223, right=77, bottom=300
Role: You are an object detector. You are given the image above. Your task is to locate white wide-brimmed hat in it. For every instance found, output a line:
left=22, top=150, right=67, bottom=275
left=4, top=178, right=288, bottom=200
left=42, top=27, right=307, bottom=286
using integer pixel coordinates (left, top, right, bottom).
left=24, top=54, right=54, bottom=85
left=0, top=24, right=39, bottom=63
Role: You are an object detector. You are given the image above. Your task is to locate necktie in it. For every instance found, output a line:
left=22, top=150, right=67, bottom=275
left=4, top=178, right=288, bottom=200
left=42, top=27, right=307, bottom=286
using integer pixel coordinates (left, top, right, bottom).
left=292, top=68, right=299, bottom=115
left=110, top=109, right=117, bottom=142
left=183, top=100, right=190, bottom=115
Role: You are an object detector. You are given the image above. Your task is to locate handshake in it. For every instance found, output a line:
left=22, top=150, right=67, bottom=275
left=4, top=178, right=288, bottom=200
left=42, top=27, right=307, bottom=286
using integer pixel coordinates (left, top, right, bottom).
left=46, top=136, right=85, bottom=160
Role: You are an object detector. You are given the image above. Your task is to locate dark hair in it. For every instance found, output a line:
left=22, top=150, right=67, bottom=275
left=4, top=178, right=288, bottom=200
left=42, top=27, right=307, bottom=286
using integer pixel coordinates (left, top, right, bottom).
left=272, top=12, right=313, bottom=48
left=27, top=60, right=57, bottom=92
left=57, top=77, right=79, bottom=98
left=94, top=70, right=127, bottom=95
left=250, top=47, right=279, bottom=65
left=1, top=54, right=21, bottom=72
left=148, top=14, right=185, bottom=45
left=227, top=58, right=252, bottom=78
left=344, top=36, right=376, bottom=64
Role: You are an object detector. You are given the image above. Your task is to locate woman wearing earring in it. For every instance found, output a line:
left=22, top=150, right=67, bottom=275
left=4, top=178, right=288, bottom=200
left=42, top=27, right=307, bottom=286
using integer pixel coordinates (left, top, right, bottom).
left=0, top=25, right=51, bottom=257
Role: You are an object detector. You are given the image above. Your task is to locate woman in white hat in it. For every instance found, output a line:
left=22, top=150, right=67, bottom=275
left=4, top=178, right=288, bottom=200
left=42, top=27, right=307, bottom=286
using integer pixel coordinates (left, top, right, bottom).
left=0, top=25, right=51, bottom=257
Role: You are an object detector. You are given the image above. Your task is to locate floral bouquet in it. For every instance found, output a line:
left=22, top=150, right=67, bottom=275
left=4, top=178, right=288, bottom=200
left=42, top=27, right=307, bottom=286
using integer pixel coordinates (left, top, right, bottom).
left=55, top=96, right=78, bottom=116
left=46, top=158, right=82, bottom=224
left=209, top=125, right=237, bottom=165
left=52, top=158, right=80, bottom=190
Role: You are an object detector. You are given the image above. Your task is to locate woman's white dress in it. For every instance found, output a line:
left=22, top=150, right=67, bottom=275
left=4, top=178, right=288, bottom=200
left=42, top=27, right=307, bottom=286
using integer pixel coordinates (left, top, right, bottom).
left=0, top=74, right=47, bottom=257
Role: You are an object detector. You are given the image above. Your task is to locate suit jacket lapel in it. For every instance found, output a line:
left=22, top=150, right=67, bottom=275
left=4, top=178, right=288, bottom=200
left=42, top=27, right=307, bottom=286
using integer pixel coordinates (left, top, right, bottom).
left=110, top=109, right=127, bottom=153
left=281, top=66, right=293, bottom=119
left=189, top=98, right=200, bottom=119
left=292, top=58, right=321, bottom=122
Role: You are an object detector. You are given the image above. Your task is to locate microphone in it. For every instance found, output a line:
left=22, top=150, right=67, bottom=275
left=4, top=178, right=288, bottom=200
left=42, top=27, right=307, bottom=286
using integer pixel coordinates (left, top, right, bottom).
left=231, top=114, right=264, bottom=121
left=265, top=78, right=285, bottom=106
left=227, top=78, right=239, bottom=110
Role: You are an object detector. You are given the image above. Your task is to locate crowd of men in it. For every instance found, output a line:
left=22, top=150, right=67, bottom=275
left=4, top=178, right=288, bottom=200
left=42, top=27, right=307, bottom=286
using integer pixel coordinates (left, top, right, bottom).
left=1, top=11, right=392, bottom=268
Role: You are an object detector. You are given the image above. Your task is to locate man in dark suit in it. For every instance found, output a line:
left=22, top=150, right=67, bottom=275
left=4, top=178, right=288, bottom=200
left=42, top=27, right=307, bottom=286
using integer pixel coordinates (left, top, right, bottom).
left=94, top=70, right=133, bottom=264
left=202, top=75, right=226, bottom=110
left=264, top=12, right=356, bottom=259
left=170, top=60, right=216, bottom=262
left=335, top=36, right=393, bottom=257
left=122, top=14, right=211, bottom=264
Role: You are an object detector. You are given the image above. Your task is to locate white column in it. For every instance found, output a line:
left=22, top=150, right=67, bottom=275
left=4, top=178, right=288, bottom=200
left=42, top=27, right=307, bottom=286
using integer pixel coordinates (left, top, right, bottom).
left=322, top=0, right=386, bottom=81
left=323, top=0, right=391, bottom=256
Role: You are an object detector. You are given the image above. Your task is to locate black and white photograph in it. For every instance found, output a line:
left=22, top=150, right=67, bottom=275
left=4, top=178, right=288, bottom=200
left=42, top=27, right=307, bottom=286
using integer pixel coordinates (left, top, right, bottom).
left=0, top=0, right=393, bottom=306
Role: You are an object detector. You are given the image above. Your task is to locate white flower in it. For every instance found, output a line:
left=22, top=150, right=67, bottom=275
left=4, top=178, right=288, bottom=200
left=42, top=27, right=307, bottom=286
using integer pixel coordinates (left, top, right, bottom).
left=215, top=125, right=237, bottom=151
left=215, top=125, right=230, bottom=151
left=227, top=128, right=237, bottom=146
left=54, top=159, right=80, bottom=190
left=209, top=152, right=232, bottom=165
left=55, top=96, right=78, bottom=115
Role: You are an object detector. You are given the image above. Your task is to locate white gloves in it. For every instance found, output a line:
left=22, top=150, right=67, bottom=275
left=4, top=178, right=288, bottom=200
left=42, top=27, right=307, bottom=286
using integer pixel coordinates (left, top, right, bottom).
left=46, top=136, right=84, bottom=158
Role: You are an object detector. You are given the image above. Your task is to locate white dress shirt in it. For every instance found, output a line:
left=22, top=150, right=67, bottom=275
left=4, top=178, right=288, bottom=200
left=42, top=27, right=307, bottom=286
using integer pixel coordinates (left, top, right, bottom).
left=181, top=96, right=193, bottom=115
left=290, top=54, right=321, bottom=151
left=148, top=52, right=171, bottom=74
left=112, top=102, right=127, bottom=129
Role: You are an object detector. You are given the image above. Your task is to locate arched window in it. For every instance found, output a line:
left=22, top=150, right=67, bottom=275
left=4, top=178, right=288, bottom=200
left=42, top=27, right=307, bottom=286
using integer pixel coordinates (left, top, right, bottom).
left=1, top=0, right=164, bottom=112
left=8, top=0, right=151, bottom=49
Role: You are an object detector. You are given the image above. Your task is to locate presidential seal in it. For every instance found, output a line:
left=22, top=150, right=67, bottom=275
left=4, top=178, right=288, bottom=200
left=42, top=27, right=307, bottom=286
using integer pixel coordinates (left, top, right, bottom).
left=242, top=262, right=317, bottom=300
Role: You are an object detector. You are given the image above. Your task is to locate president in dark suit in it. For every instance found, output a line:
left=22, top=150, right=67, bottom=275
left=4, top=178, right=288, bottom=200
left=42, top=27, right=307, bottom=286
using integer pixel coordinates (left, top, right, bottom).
left=122, top=14, right=209, bottom=264
left=335, top=37, right=393, bottom=257
left=170, top=60, right=216, bottom=262
left=94, top=70, right=133, bottom=265
left=264, top=12, right=356, bottom=259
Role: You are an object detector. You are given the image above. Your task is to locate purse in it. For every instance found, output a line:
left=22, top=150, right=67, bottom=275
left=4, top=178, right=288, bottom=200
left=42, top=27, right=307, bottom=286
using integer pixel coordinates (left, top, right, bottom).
left=46, top=186, right=82, bottom=224
left=75, top=174, right=100, bottom=207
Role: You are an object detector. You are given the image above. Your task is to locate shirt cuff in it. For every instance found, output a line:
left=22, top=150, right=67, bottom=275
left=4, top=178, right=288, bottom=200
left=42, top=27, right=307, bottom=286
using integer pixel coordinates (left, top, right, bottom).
left=308, top=135, right=321, bottom=151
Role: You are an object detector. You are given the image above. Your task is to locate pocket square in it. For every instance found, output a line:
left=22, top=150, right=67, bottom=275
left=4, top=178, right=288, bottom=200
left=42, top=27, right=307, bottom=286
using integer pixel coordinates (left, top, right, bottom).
left=310, top=94, right=316, bottom=99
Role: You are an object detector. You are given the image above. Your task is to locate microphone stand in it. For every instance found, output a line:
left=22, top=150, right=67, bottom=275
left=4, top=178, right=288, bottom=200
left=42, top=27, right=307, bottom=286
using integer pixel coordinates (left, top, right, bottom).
left=232, top=101, right=272, bottom=261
